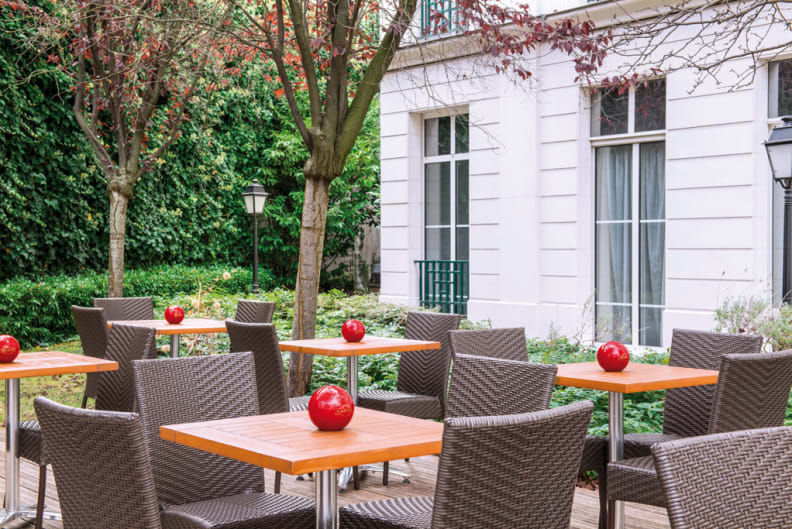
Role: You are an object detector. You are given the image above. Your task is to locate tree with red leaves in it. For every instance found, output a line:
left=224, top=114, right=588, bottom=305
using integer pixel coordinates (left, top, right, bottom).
left=2, top=0, right=233, bottom=296
left=224, top=0, right=612, bottom=395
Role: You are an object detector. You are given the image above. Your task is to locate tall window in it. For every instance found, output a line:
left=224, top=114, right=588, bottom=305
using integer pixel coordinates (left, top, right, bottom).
left=769, top=60, right=792, bottom=118
left=770, top=60, right=792, bottom=304
left=591, top=80, right=666, bottom=347
left=424, top=114, right=469, bottom=261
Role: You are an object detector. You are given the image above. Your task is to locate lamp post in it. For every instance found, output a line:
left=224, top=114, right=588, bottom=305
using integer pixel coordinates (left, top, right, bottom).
left=765, top=116, right=792, bottom=303
left=242, top=180, right=268, bottom=294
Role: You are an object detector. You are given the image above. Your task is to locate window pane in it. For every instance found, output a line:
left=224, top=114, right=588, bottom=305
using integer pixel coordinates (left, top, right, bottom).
left=635, top=79, right=666, bottom=132
left=455, top=227, right=469, bottom=261
left=778, top=61, right=792, bottom=117
left=425, top=117, right=451, bottom=156
left=425, top=162, right=450, bottom=226
left=425, top=227, right=451, bottom=260
left=640, top=223, right=665, bottom=306
left=455, top=160, right=469, bottom=225
left=596, top=145, right=632, bottom=221
left=596, top=223, right=632, bottom=304
left=591, top=88, right=628, bottom=136
left=640, top=142, right=665, bottom=220
left=455, top=114, right=469, bottom=153
left=596, top=304, right=632, bottom=344
left=640, top=307, right=663, bottom=347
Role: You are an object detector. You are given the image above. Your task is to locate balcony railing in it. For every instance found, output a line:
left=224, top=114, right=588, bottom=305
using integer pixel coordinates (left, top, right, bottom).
left=420, top=0, right=462, bottom=38
left=415, top=260, right=469, bottom=315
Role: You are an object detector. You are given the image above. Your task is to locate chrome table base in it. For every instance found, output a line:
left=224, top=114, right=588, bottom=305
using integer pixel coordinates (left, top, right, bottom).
left=608, top=391, right=625, bottom=529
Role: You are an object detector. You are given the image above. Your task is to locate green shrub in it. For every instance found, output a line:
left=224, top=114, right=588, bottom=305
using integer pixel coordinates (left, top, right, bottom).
left=0, top=265, right=271, bottom=347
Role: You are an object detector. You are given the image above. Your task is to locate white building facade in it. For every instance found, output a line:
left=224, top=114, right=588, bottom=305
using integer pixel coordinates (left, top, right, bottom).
left=378, top=0, right=788, bottom=348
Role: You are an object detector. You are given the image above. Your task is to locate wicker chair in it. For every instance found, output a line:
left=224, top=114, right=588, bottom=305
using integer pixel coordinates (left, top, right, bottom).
left=607, top=348, right=792, bottom=512
left=132, top=352, right=315, bottom=528
left=33, top=398, right=163, bottom=529
left=235, top=300, right=276, bottom=323
left=446, top=353, right=556, bottom=418
left=70, top=306, right=109, bottom=408
left=357, top=311, right=462, bottom=484
left=20, top=323, right=156, bottom=529
left=581, top=329, right=763, bottom=528
left=226, top=319, right=309, bottom=492
left=652, top=426, right=792, bottom=529
left=448, top=327, right=528, bottom=361
left=340, top=400, right=594, bottom=529
left=93, top=296, right=154, bottom=321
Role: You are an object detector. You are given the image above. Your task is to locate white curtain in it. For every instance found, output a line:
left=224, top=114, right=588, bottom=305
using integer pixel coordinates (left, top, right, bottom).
left=640, top=142, right=665, bottom=346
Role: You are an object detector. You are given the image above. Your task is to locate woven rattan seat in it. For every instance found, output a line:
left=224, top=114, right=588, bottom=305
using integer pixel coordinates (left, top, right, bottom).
left=160, top=492, right=314, bottom=529
left=357, top=390, right=442, bottom=419
left=289, top=395, right=311, bottom=411
left=341, top=496, right=433, bottom=529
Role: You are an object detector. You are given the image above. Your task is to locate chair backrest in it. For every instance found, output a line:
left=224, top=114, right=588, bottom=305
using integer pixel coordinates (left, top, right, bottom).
left=708, top=349, right=792, bottom=434
left=93, top=296, right=154, bottom=321
left=446, top=354, right=557, bottom=418
left=398, top=311, right=462, bottom=409
left=662, top=329, right=762, bottom=437
left=34, top=397, right=161, bottom=529
left=431, top=401, right=593, bottom=529
left=226, top=319, right=290, bottom=414
left=653, top=426, right=792, bottom=529
left=71, top=306, right=108, bottom=360
left=133, top=352, right=265, bottom=506
left=448, top=328, right=528, bottom=361
left=96, top=324, right=157, bottom=412
left=235, top=300, right=276, bottom=323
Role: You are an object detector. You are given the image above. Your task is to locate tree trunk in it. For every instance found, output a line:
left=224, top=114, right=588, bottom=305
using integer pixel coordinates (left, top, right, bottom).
left=288, top=175, right=331, bottom=396
left=107, top=189, right=129, bottom=297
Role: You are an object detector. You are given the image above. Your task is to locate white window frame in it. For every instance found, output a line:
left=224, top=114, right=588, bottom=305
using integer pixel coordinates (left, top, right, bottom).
left=591, top=83, right=667, bottom=347
left=422, top=112, right=470, bottom=261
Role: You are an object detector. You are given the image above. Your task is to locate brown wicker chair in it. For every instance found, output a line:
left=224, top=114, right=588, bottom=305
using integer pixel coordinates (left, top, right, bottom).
left=93, top=296, right=154, bottom=321
left=582, top=329, right=763, bottom=528
left=607, top=348, right=792, bottom=511
left=340, top=400, right=594, bottom=529
left=226, top=319, right=308, bottom=492
left=357, top=311, right=462, bottom=484
left=446, top=353, right=556, bottom=418
left=132, top=352, right=315, bottom=528
left=33, top=398, right=163, bottom=529
left=448, top=327, right=528, bottom=361
left=20, top=323, right=156, bottom=529
left=71, top=305, right=109, bottom=407
left=652, top=426, right=792, bottom=529
left=235, top=300, right=276, bottom=323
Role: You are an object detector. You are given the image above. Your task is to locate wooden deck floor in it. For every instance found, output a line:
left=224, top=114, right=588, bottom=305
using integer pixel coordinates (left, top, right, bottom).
left=0, top=442, right=670, bottom=529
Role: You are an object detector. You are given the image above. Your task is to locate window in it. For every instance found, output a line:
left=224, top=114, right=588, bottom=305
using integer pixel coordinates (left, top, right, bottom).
left=424, top=114, right=469, bottom=261
left=769, top=60, right=792, bottom=118
left=592, top=80, right=666, bottom=347
left=421, top=0, right=462, bottom=37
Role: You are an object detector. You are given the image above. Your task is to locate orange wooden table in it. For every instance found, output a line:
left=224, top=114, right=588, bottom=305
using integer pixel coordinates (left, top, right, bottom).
left=161, top=408, right=443, bottom=529
left=554, top=362, right=718, bottom=529
left=0, top=352, right=118, bottom=525
left=108, top=318, right=226, bottom=358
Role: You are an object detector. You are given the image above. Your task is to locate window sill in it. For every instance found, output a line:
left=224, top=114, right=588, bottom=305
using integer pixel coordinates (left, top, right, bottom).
left=590, top=130, right=666, bottom=147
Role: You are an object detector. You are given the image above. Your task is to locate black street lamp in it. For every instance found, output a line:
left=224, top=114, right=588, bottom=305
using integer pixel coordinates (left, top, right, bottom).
left=765, top=116, right=792, bottom=303
left=242, top=180, right=268, bottom=294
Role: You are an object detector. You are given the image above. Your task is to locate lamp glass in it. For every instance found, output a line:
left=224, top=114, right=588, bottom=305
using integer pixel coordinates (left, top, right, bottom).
left=243, top=194, right=255, bottom=215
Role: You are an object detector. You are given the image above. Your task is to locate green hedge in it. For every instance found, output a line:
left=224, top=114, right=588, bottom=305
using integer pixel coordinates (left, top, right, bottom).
left=0, top=265, right=271, bottom=347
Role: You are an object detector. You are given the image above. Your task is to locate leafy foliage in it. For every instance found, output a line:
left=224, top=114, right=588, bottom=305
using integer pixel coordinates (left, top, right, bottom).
left=714, top=296, right=792, bottom=352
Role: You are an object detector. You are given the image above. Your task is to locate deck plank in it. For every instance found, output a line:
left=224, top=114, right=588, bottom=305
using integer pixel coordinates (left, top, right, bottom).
left=0, top=432, right=669, bottom=528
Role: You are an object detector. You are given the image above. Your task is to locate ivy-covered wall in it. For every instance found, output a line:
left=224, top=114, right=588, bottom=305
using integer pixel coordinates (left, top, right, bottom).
left=0, top=13, right=379, bottom=287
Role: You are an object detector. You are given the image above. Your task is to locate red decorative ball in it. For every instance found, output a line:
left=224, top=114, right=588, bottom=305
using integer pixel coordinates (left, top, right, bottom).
left=597, top=341, right=630, bottom=372
left=164, top=306, right=185, bottom=324
left=0, top=335, right=20, bottom=363
left=341, top=319, right=365, bottom=343
left=308, top=385, right=355, bottom=431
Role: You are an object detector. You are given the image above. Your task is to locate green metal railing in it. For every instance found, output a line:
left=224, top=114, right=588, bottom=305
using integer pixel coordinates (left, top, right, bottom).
left=421, top=0, right=461, bottom=37
left=416, top=260, right=469, bottom=315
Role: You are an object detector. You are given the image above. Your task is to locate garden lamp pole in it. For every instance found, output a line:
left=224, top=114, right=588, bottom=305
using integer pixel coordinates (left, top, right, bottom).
left=242, top=180, right=268, bottom=294
left=765, top=116, right=792, bottom=303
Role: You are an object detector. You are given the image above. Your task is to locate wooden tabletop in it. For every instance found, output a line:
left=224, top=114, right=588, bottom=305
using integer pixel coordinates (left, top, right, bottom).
left=160, top=408, right=443, bottom=475
left=554, top=362, right=719, bottom=393
left=0, top=351, right=118, bottom=380
left=107, top=318, right=227, bottom=335
left=278, top=336, right=441, bottom=357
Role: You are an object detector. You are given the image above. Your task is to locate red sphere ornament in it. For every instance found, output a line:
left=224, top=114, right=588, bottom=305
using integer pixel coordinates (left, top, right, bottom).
left=164, top=305, right=185, bottom=324
left=0, top=335, right=20, bottom=363
left=597, top=341, right=630, bottom=372
left=341, top=319, right=365, bottom=343
left=308, top=385, right=355, bottom=431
